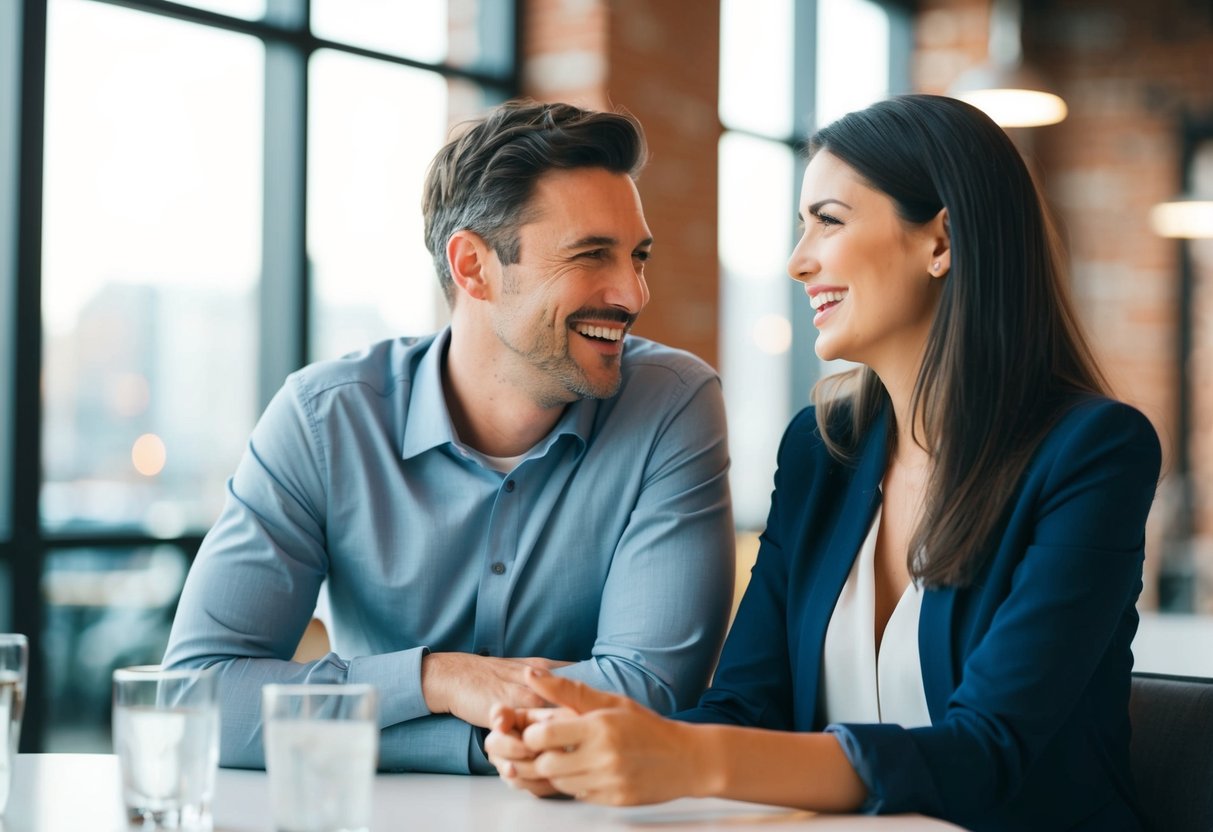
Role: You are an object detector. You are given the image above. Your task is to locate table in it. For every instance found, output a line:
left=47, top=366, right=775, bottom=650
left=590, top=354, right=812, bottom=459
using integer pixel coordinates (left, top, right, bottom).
left=1, top=754, right=963, bottom=831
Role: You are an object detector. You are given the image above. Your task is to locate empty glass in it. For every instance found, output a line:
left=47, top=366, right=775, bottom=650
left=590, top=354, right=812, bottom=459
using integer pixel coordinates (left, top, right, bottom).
left=0, top=634, right=28, bottom=815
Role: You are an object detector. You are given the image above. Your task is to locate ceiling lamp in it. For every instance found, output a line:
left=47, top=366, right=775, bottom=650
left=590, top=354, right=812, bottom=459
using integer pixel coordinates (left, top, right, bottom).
left=949, top=0, right=1068, bottom=128
left=1150, top=197, right=1213, bottom=239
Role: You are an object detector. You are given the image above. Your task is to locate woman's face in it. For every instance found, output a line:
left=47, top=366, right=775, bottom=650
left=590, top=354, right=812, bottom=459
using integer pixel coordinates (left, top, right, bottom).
left=787, top=151, right=948, bottom=377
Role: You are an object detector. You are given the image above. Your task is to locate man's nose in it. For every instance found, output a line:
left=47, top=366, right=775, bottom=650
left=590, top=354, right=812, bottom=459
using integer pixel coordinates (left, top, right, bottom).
left=606, top=260, right=650, bottom=313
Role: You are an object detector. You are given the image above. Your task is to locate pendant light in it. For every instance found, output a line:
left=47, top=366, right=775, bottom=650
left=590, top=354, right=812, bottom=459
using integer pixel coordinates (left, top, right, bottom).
left=949, top=0, right=1068, bottom=128
left=1150, top=198, right=1213, bottom=239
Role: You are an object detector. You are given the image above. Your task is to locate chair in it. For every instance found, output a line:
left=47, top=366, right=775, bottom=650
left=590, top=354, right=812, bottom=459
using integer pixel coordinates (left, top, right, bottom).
left=291, top=617, right=331, bottom=663
left=1128, top=672, right=1213, bottom=832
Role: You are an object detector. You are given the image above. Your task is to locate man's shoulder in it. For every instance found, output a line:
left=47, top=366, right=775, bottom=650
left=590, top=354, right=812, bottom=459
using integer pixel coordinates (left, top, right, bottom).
left=287, top=334, right=438, bottom=405
left=620, top=337, right=719, bottom=390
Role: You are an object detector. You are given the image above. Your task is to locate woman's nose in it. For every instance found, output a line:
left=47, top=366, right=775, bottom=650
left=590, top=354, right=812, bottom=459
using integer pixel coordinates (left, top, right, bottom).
left=787, top=233, right=818, bottom=283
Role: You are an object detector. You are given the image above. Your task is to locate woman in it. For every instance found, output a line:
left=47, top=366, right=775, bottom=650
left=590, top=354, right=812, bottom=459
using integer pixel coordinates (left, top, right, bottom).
left=485, top=95, right=1161, bottom=831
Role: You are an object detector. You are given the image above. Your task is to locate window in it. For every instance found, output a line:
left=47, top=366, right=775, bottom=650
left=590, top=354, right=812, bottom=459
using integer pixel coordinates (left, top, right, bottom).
left=718, top=0, right=911, bottom=529
left=1, top=0, right=517, bottom=751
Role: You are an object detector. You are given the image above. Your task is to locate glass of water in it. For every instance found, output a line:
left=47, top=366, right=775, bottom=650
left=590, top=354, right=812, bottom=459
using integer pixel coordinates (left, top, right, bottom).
left=262, top=684, right=379, bottom=832
left=0, top=634, right=28, bottom=816
left=112, top=666, right=219, bottom=830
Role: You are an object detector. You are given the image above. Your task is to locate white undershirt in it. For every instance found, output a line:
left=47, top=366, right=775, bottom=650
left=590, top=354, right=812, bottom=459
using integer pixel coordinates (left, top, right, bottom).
left=820, top=503, right=932, bottom=728
left=463, top=447, right=528, bottom=474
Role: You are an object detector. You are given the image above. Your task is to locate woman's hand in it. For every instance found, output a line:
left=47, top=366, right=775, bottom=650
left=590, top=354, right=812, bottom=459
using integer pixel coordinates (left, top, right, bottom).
left=485, top=703, right=567, bottom=798
left=517, top=668, right=710, bottom=806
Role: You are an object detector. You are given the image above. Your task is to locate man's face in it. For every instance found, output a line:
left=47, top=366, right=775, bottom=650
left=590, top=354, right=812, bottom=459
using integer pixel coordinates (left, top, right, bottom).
left=488, top=167, right=652, bottom=408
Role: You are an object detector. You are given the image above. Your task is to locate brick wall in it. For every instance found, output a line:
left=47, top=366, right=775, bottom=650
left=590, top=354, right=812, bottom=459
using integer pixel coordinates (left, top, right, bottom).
left=520, top=0, right=721, bottom=368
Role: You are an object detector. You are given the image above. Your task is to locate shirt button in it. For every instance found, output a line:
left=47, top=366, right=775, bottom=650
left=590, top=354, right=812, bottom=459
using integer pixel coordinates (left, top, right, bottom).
left=476, top=648, right=490, bottom=656
left=504, top=479, right=516, bottom=492
left=491, top=562, right=506, bottom=575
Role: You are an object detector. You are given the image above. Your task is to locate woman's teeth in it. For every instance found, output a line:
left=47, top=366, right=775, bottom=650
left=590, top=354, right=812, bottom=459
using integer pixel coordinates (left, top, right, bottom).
left=810, top=290, right=847, bottom=311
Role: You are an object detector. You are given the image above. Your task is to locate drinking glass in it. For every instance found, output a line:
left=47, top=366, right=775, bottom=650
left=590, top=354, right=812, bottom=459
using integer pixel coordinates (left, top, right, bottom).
left=112, top=666, right=219, bottom=830
left=0, top=634, right=28, bottom=815
left=262, top=684, right=379, bottom=832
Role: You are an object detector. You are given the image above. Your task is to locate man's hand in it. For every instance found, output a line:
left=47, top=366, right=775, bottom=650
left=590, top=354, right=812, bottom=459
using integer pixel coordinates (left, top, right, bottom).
left=420, top=652, right=570, bottom=728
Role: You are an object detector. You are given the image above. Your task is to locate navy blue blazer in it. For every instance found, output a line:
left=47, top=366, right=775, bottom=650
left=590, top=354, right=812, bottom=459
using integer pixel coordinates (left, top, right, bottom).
left=678, top=397, right=1161, bottom=831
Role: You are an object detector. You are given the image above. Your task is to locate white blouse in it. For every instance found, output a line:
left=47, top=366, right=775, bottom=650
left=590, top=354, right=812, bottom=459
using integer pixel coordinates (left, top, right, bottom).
left=820, top=503, right=932, bottom=728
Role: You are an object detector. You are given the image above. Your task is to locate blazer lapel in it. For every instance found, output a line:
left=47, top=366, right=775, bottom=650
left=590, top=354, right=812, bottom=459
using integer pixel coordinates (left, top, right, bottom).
left=800, top=410, right=887, bottom=726
left=920, top=583, right=958, bottom=723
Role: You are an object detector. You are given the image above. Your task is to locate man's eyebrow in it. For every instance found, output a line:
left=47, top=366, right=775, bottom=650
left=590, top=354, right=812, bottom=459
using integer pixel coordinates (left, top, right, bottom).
left=563, top=235, right=654, bottom=250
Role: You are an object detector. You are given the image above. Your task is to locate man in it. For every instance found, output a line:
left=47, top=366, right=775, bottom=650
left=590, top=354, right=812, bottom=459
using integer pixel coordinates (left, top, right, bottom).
left=163, top=101, right=734, bottom=775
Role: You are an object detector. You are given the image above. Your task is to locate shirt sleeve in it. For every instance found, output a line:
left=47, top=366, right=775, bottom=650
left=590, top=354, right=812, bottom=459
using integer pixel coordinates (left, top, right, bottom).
left=162, top=376, right=467, bottom=772
left=827, top=402, right=1161, bottom=818
left=553, top=376, right=735, bottom=714
left=673, top=411, right=811, bottom=729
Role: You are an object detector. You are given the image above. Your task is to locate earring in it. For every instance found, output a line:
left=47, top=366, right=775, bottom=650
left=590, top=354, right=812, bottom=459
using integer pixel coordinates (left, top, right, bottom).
left=931, top=261, right=941, bottom=275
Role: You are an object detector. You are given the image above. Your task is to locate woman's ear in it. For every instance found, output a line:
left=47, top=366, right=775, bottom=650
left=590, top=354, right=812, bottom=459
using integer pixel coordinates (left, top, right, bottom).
left=447, top=230, right=495, bottom=301
left=927, top=207, right=951, bottom=278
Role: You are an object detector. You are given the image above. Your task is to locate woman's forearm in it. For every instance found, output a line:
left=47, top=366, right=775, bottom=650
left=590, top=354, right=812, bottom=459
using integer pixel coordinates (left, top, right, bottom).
left=686, top=722, right=867, bottom=812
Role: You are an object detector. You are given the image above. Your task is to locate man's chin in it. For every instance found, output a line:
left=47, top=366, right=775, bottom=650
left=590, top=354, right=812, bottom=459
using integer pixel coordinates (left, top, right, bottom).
left=568, top=366, right=623, bottom=401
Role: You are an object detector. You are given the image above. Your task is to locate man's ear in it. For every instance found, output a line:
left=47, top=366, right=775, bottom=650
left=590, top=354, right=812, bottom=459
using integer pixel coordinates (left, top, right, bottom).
left=926, top=207, right=951, bottom=278
left=447, top=230, right=495, bottom=301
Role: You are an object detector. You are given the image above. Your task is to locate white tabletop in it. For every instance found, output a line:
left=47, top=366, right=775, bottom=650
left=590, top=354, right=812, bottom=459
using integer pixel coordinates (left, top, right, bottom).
left=1, top=754, right=962, bottom=831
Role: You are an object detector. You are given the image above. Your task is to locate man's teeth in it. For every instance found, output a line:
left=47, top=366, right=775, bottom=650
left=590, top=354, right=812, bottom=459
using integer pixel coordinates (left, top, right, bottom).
left=575, top=324, right=624, bottom=342
left=810, top=290, right=847, bottom=311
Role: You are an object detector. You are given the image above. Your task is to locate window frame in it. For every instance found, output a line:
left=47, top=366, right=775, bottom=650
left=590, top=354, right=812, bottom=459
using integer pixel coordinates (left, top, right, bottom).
left=1, top=0, right=519, bottom=750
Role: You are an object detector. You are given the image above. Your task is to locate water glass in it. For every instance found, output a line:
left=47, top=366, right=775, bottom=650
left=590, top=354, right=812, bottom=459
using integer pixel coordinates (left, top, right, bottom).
left=112, top=666, right=219, bottom=830
left=262, top=684, right=379, bottom=832
left=0, top=634, right=28, bottom=816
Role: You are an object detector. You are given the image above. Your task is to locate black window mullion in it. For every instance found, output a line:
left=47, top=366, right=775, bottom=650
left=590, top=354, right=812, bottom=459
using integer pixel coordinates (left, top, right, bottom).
left=12, top=0, right=49, bottom=752
left=260, top=0, right=310, bottom=408
left=0, top=0, right=23, bottom=551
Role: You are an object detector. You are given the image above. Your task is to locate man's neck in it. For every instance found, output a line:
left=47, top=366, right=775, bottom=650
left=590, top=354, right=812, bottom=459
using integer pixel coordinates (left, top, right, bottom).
left=441, top=326, right=567, bottom=458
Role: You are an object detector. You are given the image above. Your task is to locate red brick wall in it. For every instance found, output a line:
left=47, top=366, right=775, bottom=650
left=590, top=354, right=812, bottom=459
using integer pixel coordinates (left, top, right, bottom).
left=520, top=0, right=720, bottom=368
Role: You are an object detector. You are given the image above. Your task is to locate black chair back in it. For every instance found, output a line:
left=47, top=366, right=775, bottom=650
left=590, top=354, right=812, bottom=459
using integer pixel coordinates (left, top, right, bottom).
left=1129, top=672, right=1213, bottom=832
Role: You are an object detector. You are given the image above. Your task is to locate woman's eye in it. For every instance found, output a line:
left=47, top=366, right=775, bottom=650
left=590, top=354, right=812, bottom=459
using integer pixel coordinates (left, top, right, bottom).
left=815, top=212, right=842, bottom=227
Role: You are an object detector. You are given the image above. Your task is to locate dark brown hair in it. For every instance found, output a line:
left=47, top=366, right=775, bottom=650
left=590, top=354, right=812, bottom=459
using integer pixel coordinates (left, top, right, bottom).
left=809, top=94, right=1110, bottom=587
left=422, top=100, right=647, bottom=305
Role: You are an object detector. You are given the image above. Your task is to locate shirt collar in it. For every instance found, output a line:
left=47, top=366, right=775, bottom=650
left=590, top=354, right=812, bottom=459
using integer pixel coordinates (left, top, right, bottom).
left=400, top=326, right=600, bottom=462
left=400, top=327, right=460, bottom=461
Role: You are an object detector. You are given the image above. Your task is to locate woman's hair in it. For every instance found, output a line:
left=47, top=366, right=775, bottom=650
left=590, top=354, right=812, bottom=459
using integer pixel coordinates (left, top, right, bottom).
left=809, top=94, right=1110, bottom=588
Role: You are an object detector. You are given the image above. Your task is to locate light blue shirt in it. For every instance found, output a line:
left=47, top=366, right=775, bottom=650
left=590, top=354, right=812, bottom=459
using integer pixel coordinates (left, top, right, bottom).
left=163, top=328, right=734, bottom=774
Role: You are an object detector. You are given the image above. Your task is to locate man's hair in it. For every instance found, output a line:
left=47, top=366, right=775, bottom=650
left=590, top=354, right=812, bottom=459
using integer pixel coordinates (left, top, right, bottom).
left=422, top=100, right=648, bottom=305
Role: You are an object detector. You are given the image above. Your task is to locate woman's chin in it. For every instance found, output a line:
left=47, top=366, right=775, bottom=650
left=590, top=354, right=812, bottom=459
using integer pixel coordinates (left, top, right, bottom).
left=814, top=340, right=842, bottom=362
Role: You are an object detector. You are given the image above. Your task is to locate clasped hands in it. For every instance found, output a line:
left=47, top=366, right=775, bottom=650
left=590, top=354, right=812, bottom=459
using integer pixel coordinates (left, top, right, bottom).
left=484, top=667, right=703, bottom=806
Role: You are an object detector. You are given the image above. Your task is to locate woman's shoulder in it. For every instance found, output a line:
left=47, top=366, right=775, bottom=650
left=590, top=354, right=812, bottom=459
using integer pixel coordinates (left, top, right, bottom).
left=779, top=396, right=877, bottom=468
left=1034, top=393, right=1162, bottom=478
left=1048, top=394, right=1159, bottom=443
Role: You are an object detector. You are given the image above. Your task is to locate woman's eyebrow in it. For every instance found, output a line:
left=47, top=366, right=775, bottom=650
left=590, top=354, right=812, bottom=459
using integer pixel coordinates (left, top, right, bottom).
left=808, top=198, right=853, bottom=214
